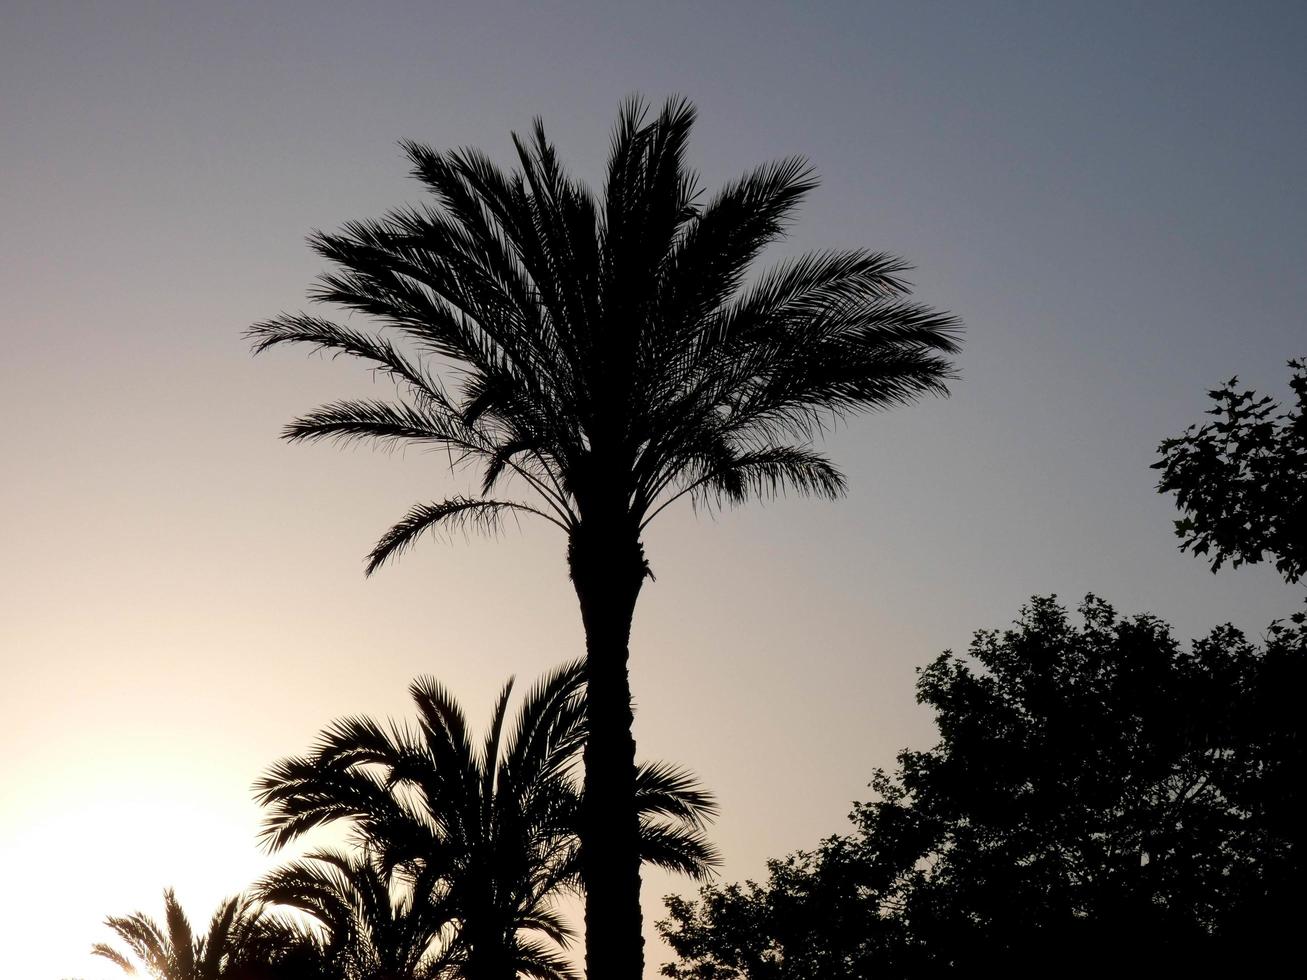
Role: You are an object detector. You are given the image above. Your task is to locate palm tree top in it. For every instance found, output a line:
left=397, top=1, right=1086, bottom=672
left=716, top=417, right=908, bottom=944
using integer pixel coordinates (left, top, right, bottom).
left=252, top=660, right=717, bottom=979
left=253, top=660, right=717, bottom=878
left=91, top=889, right=265, bottom=980
left=249, top=95, right=961, bottom=573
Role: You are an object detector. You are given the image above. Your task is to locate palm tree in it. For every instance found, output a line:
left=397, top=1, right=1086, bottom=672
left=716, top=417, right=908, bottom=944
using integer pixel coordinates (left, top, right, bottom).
left=248, top=95, right=961, bottom=976
left=257, top=849, right=457, bottom=980
left=254, top=660, right=716, bottom=980
left=92, top=890, right=269, bottom=980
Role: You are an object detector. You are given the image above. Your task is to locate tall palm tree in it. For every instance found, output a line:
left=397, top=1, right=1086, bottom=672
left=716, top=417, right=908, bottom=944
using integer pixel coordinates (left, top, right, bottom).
left=254, top=661, right=716, bottom=980
left=249, top=95, right=961, bottom=976
left=92, top=890, right=269, bottom=980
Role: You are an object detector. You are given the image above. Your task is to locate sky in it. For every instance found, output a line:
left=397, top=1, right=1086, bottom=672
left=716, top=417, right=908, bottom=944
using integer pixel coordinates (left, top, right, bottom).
left=1, top=1, right=1304, bottom=977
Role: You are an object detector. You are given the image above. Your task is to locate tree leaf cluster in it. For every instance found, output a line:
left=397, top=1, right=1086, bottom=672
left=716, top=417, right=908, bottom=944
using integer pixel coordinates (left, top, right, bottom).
left=659, top=596, right=1307, bottom=977
left=1154, top=358, right=1307, bottom=589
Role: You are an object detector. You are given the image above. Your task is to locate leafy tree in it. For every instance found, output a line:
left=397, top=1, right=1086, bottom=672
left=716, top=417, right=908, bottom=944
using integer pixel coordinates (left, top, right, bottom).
left=659, top=596, right=1306, bottom=977
left=660, top=840, right=911, bottom=980
left=1154, top=358, right=1306, bottom=588
left=249, top=97, right=960, bottom=977
left=255, top=661, right=717, bottom=980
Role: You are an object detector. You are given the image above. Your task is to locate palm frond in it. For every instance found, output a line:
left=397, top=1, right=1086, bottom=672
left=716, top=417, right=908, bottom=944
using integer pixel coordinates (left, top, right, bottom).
left=255, top=753, right=405, bottom=852
left=247, top=313, right=448, bottom=401
left=283, top=398, right=473, bottom=452
left=643, top=445, right=845, bottom=529
left=197, top=896, right=239, bottom=978
left=366, top=497, right=562, bottom=574
left=635, top=823, right=721, bottom=881
left=634, top=761, right=719, bottom=829
left=480, top=677, right=515, bottom=816
left=513, top=936, right=582, bottom=980
left=162, top=890, right=195, bottom=979
left=516, top=906, right=577, bottom=950
left=503, top=659, right=586, bottom=790
left=650, top=153, right=816, bottom=341
left=89, top=943, right=136, bottom=974
left=101, top=911, right=170, bottom=977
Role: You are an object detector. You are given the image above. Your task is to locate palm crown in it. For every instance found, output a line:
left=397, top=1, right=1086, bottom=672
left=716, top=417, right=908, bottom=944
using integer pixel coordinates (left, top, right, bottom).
left=92, top=890, right=269, bottom=980
left=254, top=661, right=716, bottom=980
left=256, top=848, right=457, bottom=980
left=248, top=97, right=959, bottom=570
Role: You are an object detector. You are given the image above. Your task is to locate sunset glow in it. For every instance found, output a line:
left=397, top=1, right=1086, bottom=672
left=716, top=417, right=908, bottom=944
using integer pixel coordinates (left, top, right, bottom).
left=3, top=2, right=1303, bottom=978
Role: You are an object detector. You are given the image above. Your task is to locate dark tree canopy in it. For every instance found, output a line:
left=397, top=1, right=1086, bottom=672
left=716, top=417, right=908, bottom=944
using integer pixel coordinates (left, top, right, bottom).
left=659, top=596, right=1306, bottom=978
left=660, top=841, right=908, bottom=980
left=1154, top=358, right=1306, bottom=588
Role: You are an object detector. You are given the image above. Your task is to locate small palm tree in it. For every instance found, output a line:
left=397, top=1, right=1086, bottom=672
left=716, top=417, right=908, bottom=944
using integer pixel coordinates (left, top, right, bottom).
left=257, top=849, right=457, bottom=980
left=250, top=96, right=960, bottom=975
left=92, top=890, right=266, bottom=980
left=255, top=661, right=716, bottom=980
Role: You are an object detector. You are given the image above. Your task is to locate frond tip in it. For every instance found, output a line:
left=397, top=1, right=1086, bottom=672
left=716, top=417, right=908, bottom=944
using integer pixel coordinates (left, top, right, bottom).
left=89, top=944, right=136, bottom=974
left=366, top=497, right=560, bottom=574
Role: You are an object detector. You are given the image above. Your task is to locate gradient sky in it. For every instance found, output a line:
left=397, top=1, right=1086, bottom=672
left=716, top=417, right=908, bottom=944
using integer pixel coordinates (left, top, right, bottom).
left=2, top=2, right=1304, bottom=977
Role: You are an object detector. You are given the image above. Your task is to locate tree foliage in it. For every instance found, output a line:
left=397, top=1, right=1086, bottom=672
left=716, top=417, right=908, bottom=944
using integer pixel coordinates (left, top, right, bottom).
left=659, top=596, right=1306, bottom=977
left=1154, top=358, right=1306, bottom=588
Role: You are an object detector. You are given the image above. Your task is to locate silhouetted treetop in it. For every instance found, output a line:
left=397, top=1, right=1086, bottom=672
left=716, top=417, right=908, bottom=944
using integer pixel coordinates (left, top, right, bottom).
left=249, top=96, right=961, bottom=570
left=660, top=595, right=1306, bottom=978
left=1155, top=358, right=1306, bottom=589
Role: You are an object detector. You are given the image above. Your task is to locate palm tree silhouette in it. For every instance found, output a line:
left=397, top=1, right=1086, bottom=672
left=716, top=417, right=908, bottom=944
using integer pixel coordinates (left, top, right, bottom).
left=92, top=889, right=273, bottom=979
left=249, top=95, right=960, bottom=976
left=257, top=849, right=458, bottom=980
left=254, top=661, right=716, bottom=980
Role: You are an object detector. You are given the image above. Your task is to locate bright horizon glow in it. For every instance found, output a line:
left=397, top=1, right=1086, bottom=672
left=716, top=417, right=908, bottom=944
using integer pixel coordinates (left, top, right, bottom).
left=2, top=789, right=271, bottom=980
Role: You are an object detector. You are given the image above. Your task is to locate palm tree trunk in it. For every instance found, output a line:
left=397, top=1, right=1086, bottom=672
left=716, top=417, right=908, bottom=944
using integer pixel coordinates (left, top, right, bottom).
left=569, top=520, right=647, bottom=980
